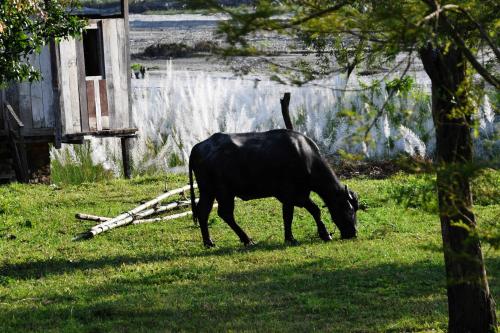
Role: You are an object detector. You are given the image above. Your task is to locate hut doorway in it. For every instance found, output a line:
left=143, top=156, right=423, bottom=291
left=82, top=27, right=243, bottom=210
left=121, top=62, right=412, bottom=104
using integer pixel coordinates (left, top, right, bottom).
left=82, top=23, right=110, bottom=131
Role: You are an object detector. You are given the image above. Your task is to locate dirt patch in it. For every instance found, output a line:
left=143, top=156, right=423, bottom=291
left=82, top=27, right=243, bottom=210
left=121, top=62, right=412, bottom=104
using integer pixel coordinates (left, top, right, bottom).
left=330, top=158, right=433, bottom=179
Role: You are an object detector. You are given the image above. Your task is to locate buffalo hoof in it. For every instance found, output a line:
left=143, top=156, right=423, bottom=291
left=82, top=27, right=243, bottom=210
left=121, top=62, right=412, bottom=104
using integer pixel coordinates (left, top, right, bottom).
left=204, top=239, right=216, bottom=248
left=244, top=239, right=256, bottom=247
left=320, top=233, right=333, bottom=242
left=285, top=238, right=299, bottom=246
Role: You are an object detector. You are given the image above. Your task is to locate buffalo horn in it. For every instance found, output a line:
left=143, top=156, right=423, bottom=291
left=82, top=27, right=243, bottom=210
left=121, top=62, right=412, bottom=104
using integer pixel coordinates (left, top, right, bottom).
left=345, top=185, right=354, bottom=200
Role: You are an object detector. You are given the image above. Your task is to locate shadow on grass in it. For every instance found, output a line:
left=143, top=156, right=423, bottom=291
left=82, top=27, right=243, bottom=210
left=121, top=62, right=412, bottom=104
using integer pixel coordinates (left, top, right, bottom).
left=0, top=239, right=332, bottom=281
left=2, top=257, right=485, bottom=332
left=1, top=246, right=498, bottom=332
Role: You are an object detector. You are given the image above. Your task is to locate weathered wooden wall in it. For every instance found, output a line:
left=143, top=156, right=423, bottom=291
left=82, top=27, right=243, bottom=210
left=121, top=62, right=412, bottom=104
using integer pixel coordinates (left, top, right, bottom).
left=58, top=38, right=82, bottom=135
left=1, top=17, right=131, bottom=139
left=31, top=47, right=56, bottom=129
left=102, top=18, right=130, bottom=130
left=2, top=46, right=56, bottom=135
left=59, top=18, right=130, bottom=134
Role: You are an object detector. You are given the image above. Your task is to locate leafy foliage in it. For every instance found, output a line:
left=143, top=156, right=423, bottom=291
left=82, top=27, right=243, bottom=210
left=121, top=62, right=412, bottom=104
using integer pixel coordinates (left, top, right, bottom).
left=387, top=169, right=500, bottom=213
left=185, top=0, right=498, bottom=89
left=387, top=173, right=438, bottom=212
left=0, top=0, right=85, bottom=85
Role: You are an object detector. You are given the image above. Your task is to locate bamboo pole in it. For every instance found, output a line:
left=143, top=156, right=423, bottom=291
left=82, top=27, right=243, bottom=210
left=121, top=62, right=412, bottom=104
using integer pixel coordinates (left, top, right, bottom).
left=133, top=211, right=193, bottom=225
left=75, top=200, right=197, bottom=223
left=135, top=200, right=195, bottom=218
left=75, top=213, right=110, bottom=222
left=73, top=184, right=197, bottom=240
left=133, top=204, right=218, bottom=225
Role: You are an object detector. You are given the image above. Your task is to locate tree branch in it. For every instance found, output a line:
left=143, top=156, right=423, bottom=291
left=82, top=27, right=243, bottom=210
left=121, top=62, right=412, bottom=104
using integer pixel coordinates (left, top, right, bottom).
left=363, top=50, right=414, bottom=141
left=441, top=14, right=500, bottom=89
left=281, top=2, right=350, bottom=29
left=417, top=4, right=459, bottom=27
left=420, top=0, right=499, bottom=88
left=450, top=6, right=500, bottom=62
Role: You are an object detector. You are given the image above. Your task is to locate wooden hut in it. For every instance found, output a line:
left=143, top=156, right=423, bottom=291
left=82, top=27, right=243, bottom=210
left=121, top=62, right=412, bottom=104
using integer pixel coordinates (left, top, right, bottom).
left=0, top=0, right=136, bottom=183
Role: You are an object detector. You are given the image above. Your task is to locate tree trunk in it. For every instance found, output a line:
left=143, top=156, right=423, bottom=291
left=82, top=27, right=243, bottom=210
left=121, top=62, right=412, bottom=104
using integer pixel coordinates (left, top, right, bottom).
left=420, top=45, right=497, bottom=332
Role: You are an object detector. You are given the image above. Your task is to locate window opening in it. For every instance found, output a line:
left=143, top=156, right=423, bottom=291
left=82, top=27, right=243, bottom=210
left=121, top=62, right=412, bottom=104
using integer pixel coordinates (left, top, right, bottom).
left=83, top=27, right=105, bottom=78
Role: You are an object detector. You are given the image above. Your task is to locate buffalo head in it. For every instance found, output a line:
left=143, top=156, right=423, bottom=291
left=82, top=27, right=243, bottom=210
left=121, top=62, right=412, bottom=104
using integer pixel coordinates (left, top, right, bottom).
left=331, top=185, right=359, bottom=239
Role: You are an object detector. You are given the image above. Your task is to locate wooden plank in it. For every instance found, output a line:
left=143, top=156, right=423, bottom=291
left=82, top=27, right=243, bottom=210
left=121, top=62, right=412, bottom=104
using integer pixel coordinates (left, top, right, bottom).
left=63, top=127, right=137, bottom=139
left=94, top=79, right=102, bottom=130
left=18, top=82, right=33, bottom=132
left=116, top=19, right=131, bottom=129
left=99, top=79, right=109, bottom=129
left=86, top=80, right=97, bottom=130
left=30, top=52, right=45, bottom=129
left=5, top=103, right=24, bottom=128
left=9, top=138, right=28, bottom=182
left=50, top=40, right=63, bottom=148
left=102, top=19, right=117, bottom=128
left=39, top=45, right=55, bottom=128
left=68, top=43, right=82, bottom=134
left=4, top=84, right=19, bottom=116
left=4, top=107, right=28, bottom=182
left=123, top=0, right=133, bottom=130
left=18, top=128, right=53, bottom=137
left=75, top=40, right=89, bottom=131
left=102, top=19, right=130, bottom=129
left=58, top=39, right=73, bottom=134
left=58, top=39, right=81, bottom=134
left=18, top=70, right=33, bottom=132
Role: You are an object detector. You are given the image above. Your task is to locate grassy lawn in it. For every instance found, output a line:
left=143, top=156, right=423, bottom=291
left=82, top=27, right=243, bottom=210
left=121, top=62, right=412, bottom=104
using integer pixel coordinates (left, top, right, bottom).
left=0, top=173, right=498, bottom=332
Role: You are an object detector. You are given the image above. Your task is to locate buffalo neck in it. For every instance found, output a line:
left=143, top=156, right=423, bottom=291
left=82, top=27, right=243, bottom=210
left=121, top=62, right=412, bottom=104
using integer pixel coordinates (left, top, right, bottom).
left=311, top=159, right=345, bottom=204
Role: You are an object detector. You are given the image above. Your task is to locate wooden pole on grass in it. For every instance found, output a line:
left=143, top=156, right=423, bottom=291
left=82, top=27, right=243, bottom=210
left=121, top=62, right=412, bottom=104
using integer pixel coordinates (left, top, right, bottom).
left=73, top=184, right=197, bottom=240
left=75, top=200, right=197, bottom=223
left=75, top=213, right=110, bottom=222
left=134, top=203, right=218, bottom=225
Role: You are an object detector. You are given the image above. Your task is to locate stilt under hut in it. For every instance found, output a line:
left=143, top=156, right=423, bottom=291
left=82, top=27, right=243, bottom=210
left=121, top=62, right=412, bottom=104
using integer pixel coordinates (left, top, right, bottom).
left=0, top=0, right=136, bottom=183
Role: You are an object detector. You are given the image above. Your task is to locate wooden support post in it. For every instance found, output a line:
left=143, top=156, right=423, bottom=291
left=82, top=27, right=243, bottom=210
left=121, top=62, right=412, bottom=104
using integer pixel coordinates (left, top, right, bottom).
left=50, top=40, right=63, bottom=149
left=4, top=103, right=29, bottom=182
left=9, top=140, right=28, bottom=183
left=121, top=136, right=132, bottom=179
left=280, top=92, right=293, bottom=130
left=16, top=141, right=29, bottom=182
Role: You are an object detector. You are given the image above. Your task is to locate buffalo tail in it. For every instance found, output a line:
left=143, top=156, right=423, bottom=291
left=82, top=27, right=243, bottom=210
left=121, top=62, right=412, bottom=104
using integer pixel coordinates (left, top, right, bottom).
left=189, top=155, right=198, bottom=224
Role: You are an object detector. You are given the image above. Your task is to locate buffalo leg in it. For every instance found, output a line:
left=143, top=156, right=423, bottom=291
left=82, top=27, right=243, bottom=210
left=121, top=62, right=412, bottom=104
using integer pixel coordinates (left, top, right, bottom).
left=197, top=194, right=216, bottom=248
left=217, top=197, right=254, bottom=246
left=282, top=203, right=298, bottom=245
left=304, top=198, right=332, bottom=241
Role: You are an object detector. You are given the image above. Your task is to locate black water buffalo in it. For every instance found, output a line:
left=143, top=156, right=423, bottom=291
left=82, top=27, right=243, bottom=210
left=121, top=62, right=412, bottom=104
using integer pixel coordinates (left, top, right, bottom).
left=189, top=129, right=359, bottom=248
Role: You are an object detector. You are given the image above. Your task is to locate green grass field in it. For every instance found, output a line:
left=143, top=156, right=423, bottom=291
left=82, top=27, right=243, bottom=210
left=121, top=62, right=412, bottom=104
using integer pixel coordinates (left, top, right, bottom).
left=0, top=173, right=499, bottom=332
